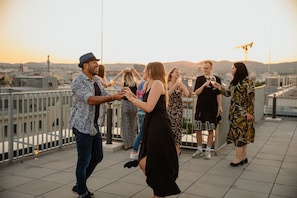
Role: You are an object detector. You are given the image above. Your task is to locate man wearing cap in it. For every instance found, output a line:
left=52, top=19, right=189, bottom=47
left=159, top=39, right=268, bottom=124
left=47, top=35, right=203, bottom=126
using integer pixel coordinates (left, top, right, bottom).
left=69, top=52, right=124, bottom=198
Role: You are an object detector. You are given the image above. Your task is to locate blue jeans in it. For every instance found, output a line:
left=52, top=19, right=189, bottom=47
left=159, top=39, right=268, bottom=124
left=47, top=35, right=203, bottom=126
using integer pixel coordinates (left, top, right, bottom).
left=73, top=125, right=103, bottom=195
left=132, top=114, right=145, bottom=152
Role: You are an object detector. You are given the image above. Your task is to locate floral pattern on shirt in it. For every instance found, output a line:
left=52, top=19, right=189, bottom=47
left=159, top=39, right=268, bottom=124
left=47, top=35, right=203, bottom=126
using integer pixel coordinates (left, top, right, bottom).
left=69, top=73, right=108, bottom=134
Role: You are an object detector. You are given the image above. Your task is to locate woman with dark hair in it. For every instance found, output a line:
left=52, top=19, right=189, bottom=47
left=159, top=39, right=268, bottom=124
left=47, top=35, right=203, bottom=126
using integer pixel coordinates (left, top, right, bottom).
left=215, top=62, right=255, bottom=167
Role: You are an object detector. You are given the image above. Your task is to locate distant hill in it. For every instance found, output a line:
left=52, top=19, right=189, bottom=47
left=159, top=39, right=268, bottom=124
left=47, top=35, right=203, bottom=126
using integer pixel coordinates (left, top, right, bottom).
left=1, top=60, right=296, bottom=76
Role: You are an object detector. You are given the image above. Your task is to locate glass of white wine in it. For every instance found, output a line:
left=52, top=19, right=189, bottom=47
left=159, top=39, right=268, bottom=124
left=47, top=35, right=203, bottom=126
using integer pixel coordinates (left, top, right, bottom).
left=109, top=80, right=114, bottom=86
left=34, top=147, right=39, bottom=160
left=209, top=75, right=216, bottom=90
left=187, top=79, right=192, bottom=88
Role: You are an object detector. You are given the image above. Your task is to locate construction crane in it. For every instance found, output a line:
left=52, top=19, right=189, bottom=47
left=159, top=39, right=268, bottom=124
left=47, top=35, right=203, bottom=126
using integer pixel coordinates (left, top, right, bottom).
left=235, top=42, right=253, bottom=63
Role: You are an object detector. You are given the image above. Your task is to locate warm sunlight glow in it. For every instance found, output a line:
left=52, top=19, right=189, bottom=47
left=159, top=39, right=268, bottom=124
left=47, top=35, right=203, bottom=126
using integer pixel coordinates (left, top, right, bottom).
left=0, top=0, right=296, bottom=64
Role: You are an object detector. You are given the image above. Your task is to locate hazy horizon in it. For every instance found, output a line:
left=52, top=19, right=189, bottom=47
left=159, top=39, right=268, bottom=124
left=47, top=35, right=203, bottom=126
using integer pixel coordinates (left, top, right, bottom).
left=1, top=0, right=297, bottom=64
left=1, top=59, right=297, bottom=66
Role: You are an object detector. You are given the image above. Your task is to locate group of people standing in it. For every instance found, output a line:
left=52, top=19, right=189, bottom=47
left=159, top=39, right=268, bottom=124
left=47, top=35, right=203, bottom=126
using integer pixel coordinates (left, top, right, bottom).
left=69, top=52, right=255, bottom=198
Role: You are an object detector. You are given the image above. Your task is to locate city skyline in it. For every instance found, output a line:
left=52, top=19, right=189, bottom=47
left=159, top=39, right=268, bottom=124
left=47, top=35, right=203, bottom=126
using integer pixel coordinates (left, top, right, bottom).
left=0, top=0, right=297, bottom=65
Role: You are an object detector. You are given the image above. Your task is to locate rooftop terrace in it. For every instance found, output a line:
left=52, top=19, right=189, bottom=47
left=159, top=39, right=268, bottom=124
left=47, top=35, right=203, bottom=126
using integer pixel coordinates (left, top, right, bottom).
left=0, top=118, right=296, bottom=198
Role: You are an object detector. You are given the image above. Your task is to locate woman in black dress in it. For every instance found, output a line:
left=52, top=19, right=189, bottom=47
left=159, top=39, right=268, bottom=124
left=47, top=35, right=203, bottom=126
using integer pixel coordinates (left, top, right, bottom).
left=123, top=62, right=181, bottom=197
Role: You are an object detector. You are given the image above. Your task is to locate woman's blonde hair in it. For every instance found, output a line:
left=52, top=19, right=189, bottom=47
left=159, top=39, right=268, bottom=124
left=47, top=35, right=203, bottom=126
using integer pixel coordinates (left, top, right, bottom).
left=123, top=69, right=136, bottom=87
left=146, top=62, right=168, bottom=106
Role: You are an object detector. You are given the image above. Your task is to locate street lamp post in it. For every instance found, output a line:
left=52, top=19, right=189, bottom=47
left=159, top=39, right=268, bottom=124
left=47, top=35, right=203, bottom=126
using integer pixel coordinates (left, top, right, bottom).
left=100, top=0, right=103, bottom=64
left=100, top=0, right=113, bottom=144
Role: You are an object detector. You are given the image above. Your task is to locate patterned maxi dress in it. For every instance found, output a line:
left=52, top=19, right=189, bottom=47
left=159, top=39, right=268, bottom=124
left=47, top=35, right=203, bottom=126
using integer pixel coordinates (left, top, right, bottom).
left=222, top=77, right=255, bottom=147
left=121, top=83, right=138, bottom=148
left=167, top=89, right=183, bottom=146
left=138, top=90, right=181, bottom=197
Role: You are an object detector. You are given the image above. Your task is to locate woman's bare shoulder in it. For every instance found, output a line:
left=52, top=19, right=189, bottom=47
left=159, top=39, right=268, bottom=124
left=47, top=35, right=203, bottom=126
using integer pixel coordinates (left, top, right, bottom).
left=151, top=80, right=165, bottom=94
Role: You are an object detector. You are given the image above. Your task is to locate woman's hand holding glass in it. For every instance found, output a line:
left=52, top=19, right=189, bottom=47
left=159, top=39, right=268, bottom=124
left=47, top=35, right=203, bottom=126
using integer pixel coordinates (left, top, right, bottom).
left=212, top=82, right=222, bottom=90
left=122, top=87, right=131, bottom=97
left=122, top=87, right=137, bottom=101
left=109, top=80, right=114, bottom=86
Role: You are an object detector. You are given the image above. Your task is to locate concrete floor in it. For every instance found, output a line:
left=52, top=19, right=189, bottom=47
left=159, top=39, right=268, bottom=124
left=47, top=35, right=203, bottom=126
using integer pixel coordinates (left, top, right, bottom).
left=0, top=118, right=297, bottom=198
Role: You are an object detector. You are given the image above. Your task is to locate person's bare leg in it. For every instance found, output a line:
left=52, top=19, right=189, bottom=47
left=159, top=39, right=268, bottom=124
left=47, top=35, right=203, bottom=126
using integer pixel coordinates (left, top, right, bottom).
left=233, top=146, right=243, bottom=163
left=204, top=130, right=214, bottom=159
left=192, top=130, right=204, bottom=157
left=207, top=130, right=214, bottom=148
left=176, top=144, right=181, bottom=155
left=242, top=144, right=247, bottom=160
left=196, top=130, right=202, bottom=147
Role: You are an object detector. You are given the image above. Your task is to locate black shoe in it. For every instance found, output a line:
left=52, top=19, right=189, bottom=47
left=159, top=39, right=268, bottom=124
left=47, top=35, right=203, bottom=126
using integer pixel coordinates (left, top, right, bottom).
left=78, top=193, right=91, bottom=198
left=124, top=160, right=138, bottom=168
left=72, top=185, right=94, bottom=196
left=229, top=161, right=244, bottom=167
left=242, top=158, right=248, bottom=164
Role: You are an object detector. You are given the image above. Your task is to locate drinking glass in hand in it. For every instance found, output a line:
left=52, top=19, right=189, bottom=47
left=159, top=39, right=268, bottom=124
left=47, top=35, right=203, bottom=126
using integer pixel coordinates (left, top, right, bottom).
left=205, top=76, right=211, bottom=88
left=175, top=78, right=181, bottom=93
left=209, top=76, right=216, bottom=90
left=187, top=79, right=192, bottom=88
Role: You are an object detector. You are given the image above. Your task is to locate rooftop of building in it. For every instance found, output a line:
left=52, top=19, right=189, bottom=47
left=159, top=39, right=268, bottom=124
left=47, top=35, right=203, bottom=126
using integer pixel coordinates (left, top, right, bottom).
left=0, top=117, right=296, bottom=198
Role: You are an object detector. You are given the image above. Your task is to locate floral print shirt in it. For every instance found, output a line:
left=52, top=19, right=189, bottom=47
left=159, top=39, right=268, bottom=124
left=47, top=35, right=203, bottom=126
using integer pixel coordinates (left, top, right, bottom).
left=69, top=73, right=108, bottom=134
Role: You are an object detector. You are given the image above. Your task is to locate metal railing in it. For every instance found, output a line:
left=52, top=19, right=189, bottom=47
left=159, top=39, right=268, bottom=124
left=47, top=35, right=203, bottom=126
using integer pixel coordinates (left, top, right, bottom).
left=0, top=86, right=267, bottom=163
left=0, top=90, right=73, bottom=163
left=264, top=85, right=297, bottom=117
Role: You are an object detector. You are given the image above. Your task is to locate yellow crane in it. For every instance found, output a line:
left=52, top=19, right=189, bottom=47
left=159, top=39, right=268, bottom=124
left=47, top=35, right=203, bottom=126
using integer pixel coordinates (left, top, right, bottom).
left=235, top=42, right=253, bottom=63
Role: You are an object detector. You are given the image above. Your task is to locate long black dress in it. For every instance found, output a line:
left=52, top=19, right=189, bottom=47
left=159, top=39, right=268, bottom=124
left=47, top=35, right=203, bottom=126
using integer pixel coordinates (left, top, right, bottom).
left=138, top=90, right=181, bottom=197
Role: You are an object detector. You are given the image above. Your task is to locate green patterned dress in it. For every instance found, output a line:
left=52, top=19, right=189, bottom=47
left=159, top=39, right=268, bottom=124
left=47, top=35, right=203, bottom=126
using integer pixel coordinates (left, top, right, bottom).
left=222, top=77, right=255, bottom=147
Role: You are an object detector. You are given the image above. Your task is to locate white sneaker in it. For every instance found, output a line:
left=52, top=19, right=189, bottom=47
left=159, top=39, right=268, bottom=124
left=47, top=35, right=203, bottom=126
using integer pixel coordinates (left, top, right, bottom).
left=192, top=150, right=204, bottom=158
left=204, top=150, right=211, bottom=160
left=129, top=152, right=139, bottom=160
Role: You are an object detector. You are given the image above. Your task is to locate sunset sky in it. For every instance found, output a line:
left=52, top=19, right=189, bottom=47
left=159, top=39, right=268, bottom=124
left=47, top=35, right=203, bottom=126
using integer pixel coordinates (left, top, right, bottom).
left=0, top=0, right=297, bottom=65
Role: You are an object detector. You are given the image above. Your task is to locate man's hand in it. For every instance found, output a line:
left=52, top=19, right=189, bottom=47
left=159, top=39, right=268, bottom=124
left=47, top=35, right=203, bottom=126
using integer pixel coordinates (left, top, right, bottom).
left=112, top=91, right=125, bottom=101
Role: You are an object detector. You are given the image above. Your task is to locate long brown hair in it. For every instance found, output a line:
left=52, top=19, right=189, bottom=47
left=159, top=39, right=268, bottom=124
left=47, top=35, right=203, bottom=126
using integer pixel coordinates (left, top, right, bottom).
left=167, top=67, right=177, bottom=83
left=146, top=62, right=168, bottom=106
left=98, top=64, right=105, bottom=78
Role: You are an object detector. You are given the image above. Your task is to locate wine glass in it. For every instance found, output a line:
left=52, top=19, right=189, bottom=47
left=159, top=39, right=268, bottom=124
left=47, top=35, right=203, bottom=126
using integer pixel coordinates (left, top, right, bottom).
left=187, top=79, right=192, bottom=88
left=109, top=80, right=114, bottom=86
left=34, top=147, right=39, bottom=160
left=205, top=75, right=211, bottom=88
left=209, top=75, right=216, bottom=90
